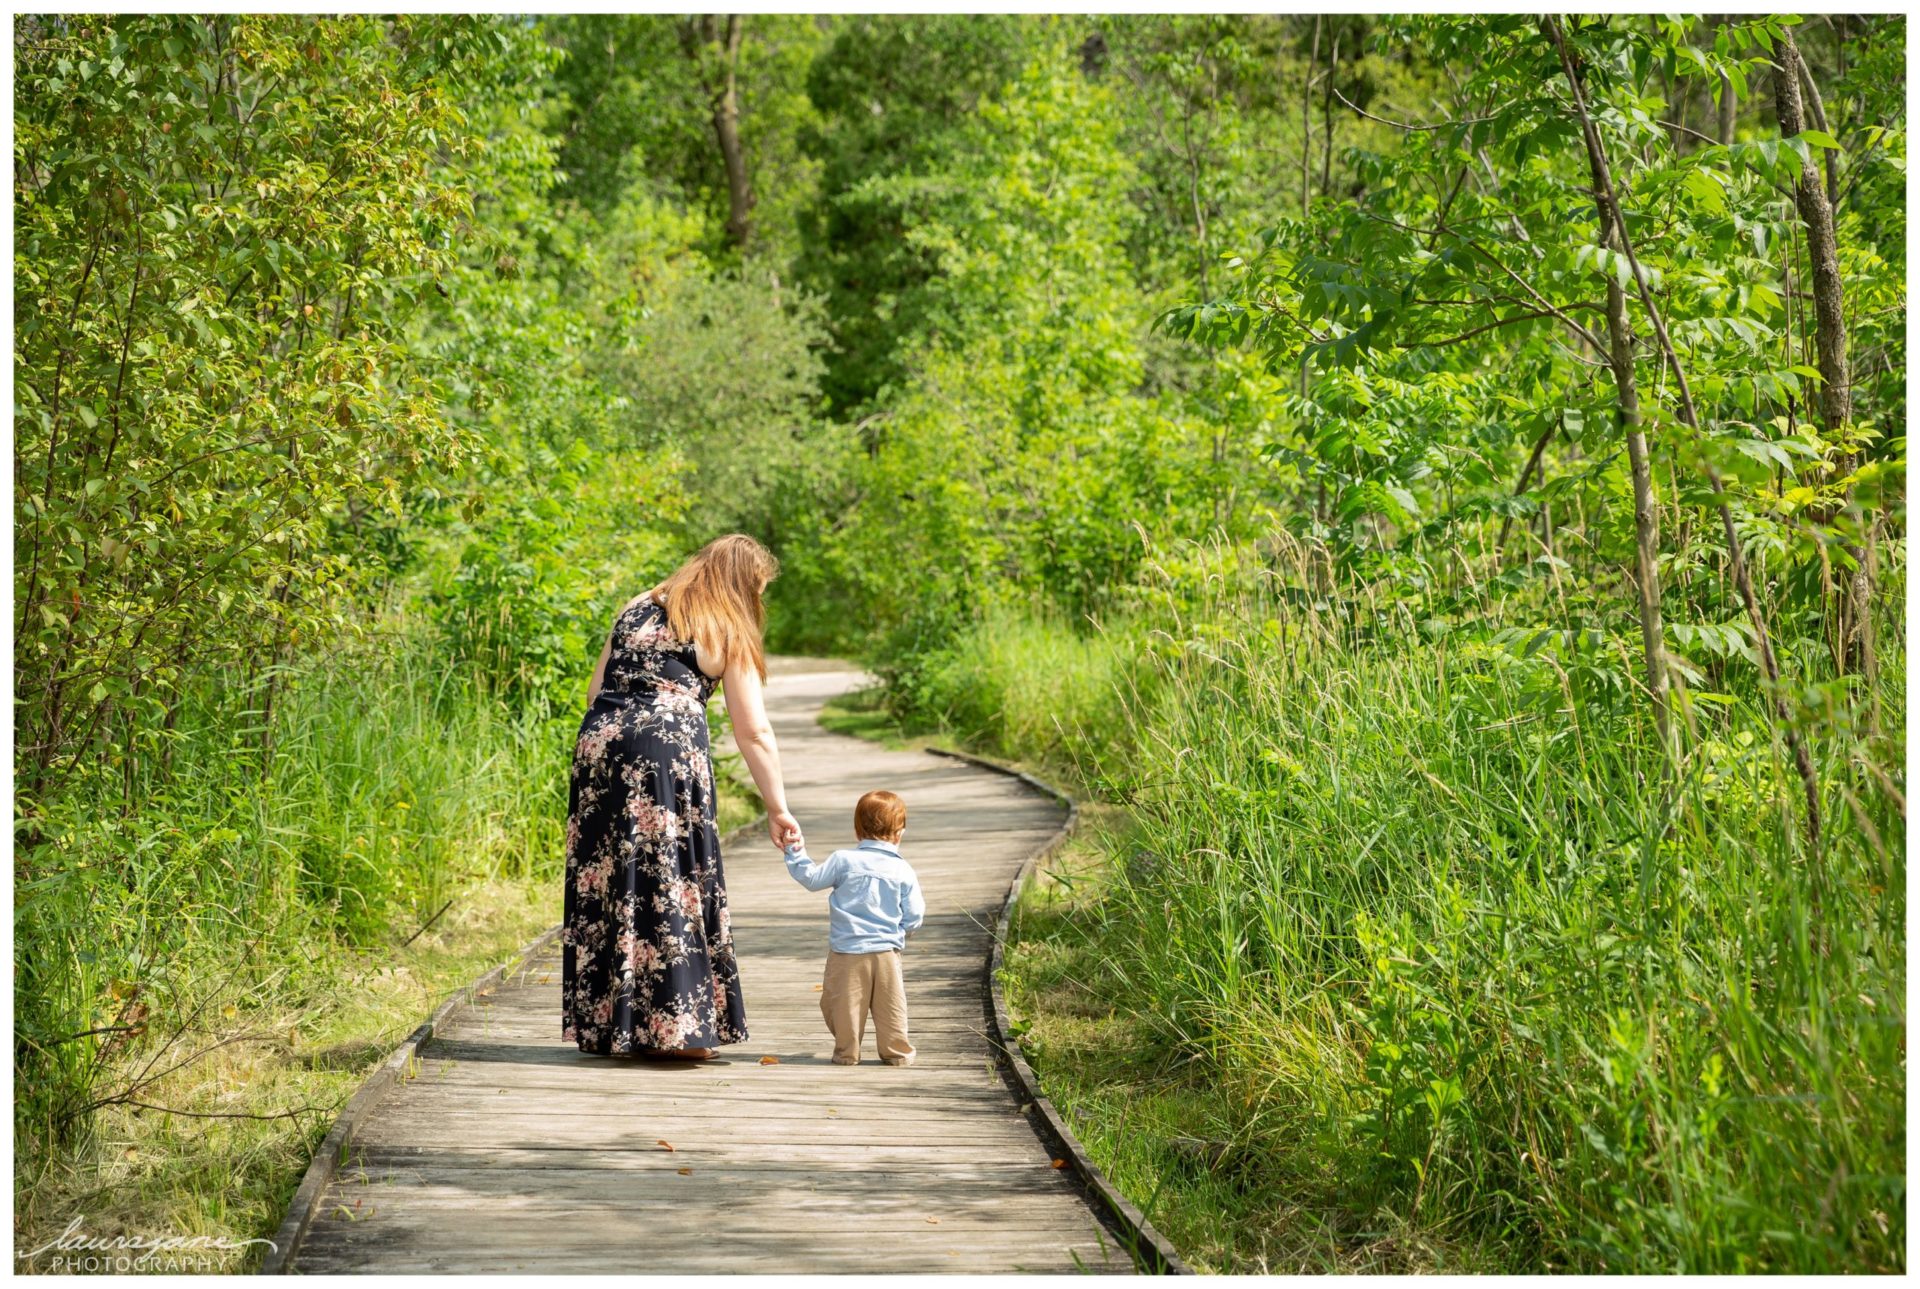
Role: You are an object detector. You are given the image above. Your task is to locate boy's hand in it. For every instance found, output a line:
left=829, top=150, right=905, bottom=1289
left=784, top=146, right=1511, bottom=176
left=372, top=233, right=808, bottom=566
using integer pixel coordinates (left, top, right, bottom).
left=770, top=810, right=804, bottom=851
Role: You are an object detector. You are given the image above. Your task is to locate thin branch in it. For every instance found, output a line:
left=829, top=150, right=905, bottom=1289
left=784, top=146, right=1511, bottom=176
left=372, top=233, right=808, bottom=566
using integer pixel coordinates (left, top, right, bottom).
left=1357, top=210, right=1610, bottom=352
left=1658, top=117, right=1720, bottom=147
left=108, top=1099, right=327, bottom=1123
left=401, top=899, right=455, bottom=949
left=1332, top=84, right=1498, bottom=132
left=1409, top=307, right=1589, bottom=348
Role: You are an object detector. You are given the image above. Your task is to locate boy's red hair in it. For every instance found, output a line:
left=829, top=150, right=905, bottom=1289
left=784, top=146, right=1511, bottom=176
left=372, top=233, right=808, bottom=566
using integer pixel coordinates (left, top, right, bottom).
left=854, top=790, right=907, bottom=842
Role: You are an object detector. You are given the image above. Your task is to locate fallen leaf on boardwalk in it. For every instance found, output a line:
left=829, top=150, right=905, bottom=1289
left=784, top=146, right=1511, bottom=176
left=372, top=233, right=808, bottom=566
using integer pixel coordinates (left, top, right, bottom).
left=812, top=984, right=824, bottom=992
left=925, top=1217, right=940, bottom=1224
left=1051, top=1159, right=1067, bottom=1169
left=676, top=1168, right=692, bottom=1176
left=758, top=1055, right=780, bottom=1065
left=826, top=1108, right=838, bottom=1116
left=537, top=975, right=551, bottom=985
left=656, top=1139, right=676, bottom=1152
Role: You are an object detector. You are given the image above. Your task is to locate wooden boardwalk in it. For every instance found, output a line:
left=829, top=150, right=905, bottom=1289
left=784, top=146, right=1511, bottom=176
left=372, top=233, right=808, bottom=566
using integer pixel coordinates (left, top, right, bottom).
left=287, top=660, right=1130, bottom=1273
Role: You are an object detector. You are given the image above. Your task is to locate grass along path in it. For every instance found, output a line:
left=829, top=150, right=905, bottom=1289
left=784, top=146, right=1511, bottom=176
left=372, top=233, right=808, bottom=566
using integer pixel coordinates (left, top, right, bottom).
left=817, top=634, right=1904, bottom=1275
left=15, top=880, right=556, bottom=1275
left=817, top=684, right=1461, bottom=1273
left=15, top=637, right=767, bottom=1275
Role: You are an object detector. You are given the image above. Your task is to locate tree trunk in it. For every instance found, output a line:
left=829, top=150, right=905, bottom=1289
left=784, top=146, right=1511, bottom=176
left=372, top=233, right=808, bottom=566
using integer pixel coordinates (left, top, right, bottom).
left=1774, top=32, right=1852, bottom=439
left=1301, top=16, right=1321, bottom=219
left=1775, top=27, right=1869, bottom=676
left=1606, top=274, right=1674, bottom=757
left=1320, top=32, right=1339, bottom=198
left=1498, top=413, right=1559, bottom=553
left=693, top=15, right=754, bottom=251
left=1540, top=35, right=1674, bottom=755
left=1792, top=39, right=1840, bottom=206
left=1548, top=17, right=1824, bottom=856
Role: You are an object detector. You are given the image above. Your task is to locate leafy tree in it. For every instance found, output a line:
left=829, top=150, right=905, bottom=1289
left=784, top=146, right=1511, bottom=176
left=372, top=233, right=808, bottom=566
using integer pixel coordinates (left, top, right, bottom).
left=593, top=263, right=833, bottom=542
left=544, top=15, right=828, bottom=264
left=544, top=16, right=707, bottom=218
left=810, top=44, right=1267, bottom=666
left=13, top=16, right=548, bottom=797
left=1165, top=16, right=1903, bottom=773
left=794, top=15, right=1049, bottom=412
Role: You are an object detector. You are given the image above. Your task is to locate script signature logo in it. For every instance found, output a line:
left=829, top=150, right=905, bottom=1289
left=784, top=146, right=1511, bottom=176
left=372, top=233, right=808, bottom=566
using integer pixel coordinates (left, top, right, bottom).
left=19, top=1215, right=278, bottom=1271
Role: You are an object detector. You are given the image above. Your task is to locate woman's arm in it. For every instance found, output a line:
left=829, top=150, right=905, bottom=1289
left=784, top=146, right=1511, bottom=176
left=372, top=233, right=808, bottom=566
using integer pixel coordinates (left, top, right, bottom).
left=586, top=634, right=613, bottom=706
left=720, top=660, right=804, bottom=850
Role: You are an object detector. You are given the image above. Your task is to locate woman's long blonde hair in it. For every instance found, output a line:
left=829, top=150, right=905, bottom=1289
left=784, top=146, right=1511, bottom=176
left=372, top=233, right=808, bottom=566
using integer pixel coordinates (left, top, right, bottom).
left=649, top=534, right=779, bottom=680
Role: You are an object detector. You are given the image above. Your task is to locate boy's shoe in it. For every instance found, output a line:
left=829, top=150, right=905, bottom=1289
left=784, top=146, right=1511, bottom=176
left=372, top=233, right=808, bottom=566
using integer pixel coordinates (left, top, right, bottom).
left=881, top=1055, right=915, bottom=1067
left=831, top=1055, right=858, bottom=1066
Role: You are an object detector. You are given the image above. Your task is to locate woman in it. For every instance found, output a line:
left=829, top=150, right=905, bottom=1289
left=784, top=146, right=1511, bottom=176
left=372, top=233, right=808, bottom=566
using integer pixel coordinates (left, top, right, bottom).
left=561, top=534, right=804, bottom=1060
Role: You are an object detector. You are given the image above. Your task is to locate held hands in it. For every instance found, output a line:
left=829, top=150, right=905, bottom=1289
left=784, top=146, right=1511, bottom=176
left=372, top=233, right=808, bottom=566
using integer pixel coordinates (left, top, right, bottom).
left=769, top=810, right=804, bottom=852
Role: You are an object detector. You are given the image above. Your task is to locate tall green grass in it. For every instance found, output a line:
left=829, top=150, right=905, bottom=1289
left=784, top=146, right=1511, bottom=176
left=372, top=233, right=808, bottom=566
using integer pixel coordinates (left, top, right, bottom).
left=875, top=599, right=1142, bottom=781
left=903, top=551, right=1905, bottom=1272
left=15, top=621, right=571, bottom=1172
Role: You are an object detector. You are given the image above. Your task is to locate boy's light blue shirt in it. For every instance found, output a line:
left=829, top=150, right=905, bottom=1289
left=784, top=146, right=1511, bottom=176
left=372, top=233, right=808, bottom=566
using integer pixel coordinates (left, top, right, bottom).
left=783, top=838, right=926, bottom=954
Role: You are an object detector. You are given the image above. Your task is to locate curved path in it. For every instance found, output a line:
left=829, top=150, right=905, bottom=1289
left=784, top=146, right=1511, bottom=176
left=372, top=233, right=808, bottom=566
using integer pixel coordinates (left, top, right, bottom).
left=284, top=659, right=1129, bottom=1273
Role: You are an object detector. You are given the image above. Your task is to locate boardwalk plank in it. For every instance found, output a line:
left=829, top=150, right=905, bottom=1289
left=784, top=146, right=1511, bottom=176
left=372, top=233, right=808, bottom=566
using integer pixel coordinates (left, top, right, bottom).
left=290, top=660, right=1126, bottom=1274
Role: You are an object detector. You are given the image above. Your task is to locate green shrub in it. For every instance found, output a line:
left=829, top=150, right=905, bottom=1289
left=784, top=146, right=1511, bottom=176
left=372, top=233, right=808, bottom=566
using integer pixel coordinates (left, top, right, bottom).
left=426, top=448, right=691, bottom=712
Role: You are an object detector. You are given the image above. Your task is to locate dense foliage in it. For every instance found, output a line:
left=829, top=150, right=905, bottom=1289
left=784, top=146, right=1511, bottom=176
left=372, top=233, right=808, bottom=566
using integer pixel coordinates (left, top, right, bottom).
left=14, top=12, right=1904, bottom=1273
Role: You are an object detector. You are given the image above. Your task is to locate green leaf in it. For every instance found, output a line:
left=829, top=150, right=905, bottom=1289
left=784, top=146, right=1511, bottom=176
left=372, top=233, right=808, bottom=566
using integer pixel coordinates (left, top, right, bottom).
left=1680, top=168, right=1729, bottom=215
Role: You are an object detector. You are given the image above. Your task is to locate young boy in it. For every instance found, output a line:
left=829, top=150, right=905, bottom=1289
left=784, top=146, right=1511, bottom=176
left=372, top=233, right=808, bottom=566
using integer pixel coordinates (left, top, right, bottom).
left=783, top=790, right=925, bottom=1066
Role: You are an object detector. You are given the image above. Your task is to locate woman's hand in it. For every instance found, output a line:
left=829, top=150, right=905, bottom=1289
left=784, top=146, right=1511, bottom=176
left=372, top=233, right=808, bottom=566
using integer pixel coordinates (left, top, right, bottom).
left=769, top=810, right=804, bottom=851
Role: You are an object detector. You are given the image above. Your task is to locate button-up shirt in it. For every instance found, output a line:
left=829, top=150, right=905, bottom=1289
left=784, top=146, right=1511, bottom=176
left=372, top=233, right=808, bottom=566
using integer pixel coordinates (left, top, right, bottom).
left=783, top=838, right=926, bottom=954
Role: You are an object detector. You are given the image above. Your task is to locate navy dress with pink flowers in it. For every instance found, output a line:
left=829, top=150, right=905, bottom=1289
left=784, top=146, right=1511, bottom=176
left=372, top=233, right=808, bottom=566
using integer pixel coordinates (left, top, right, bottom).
left=562, top=593, right=747, bottom=1054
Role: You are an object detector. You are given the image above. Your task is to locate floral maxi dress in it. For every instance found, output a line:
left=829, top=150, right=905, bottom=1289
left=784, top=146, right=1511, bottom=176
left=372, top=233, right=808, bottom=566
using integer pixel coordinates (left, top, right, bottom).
left=562, top=593, right=747, bottom=1053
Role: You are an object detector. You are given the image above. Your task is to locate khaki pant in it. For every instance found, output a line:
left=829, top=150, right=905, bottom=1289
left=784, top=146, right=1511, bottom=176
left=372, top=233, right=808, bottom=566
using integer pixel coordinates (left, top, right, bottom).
left=820, top=949, right=915, bottom=1066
